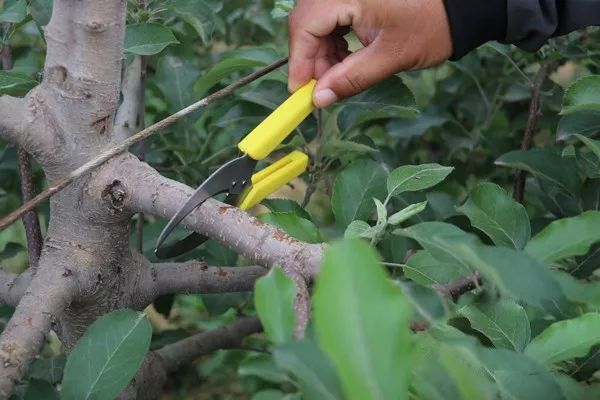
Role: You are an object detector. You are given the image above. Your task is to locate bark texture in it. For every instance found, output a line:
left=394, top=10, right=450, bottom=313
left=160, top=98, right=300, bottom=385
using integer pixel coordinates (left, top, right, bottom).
left=0, top=1, right=323, bottom=397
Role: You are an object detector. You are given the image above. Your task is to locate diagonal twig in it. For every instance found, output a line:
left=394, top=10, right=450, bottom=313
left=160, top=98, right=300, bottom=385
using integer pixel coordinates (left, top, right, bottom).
left=0, top=57, right=288, bottom=230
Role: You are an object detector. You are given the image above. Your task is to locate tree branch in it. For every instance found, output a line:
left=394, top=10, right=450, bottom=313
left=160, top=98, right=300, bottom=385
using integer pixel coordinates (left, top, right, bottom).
left=136, top=261, right=266, bottom=305
left=432, top=273, right=482, bottom=301
left=124, top=164, right=323, bottom=280
left=0, top=95, right=27, bottom=147
left=513, top=63, right=553, bottom=203
left=114, top=56, right=144, bottom=141
left=0, top=58, right=288, bottom=231
left=0, top=254, right=76, bottom=397
left=0, top=268, right=33, bottom=307
left=17, top=150, right=43, bottom=269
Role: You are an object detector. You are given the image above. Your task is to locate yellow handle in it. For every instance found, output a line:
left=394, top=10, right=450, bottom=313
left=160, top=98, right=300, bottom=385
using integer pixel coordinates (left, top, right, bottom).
left=239, top=151, right=309, bottom=210
left=238, top=80, right=316, bottom=160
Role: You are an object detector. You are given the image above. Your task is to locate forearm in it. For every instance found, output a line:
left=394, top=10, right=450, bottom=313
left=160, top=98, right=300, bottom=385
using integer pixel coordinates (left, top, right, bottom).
left=443, top=0, right=600, bottom=59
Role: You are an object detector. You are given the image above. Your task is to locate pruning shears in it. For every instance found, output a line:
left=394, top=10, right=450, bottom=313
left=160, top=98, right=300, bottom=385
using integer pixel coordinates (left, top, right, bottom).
left=154, top=80, right=317, bottom=259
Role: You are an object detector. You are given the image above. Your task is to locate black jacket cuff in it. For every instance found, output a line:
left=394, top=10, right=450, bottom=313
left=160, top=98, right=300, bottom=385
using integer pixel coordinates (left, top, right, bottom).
left=443, top=0, right=508, bottom=60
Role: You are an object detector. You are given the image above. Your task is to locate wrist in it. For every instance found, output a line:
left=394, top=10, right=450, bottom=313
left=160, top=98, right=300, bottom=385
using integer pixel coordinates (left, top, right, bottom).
left=442, top=0, right=508, bottom=60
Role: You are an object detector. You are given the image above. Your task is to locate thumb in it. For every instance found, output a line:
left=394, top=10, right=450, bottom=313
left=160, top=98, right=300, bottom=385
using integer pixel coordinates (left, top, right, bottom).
left=313, top=41, right=398, bottom=108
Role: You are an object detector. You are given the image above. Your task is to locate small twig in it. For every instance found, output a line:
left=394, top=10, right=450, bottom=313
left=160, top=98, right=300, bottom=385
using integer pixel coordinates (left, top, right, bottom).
left=432, top=272, right=482, bottom=301
left=2, top=23, right=43, bottom=268
left=513, top=63, right=553, bottom=203
left=0, top=57, right=289, bottom=230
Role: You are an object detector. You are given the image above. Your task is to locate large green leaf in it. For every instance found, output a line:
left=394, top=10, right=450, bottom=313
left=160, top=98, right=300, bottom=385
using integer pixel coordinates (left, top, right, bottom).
left=496, top=149, right=582, bottom=195
left=169, top=0, right=223, bottom=44
left=257, top=212, right=322, bottom=243
left=525, top=313, right=600, bottom=366
left=387, top=164, right=453, bottom=198
left=0, top=0, right=26, bottom=23
left=154, top=56, right=200, bottom=112
left=404, top=250, right=465, bottom=286
left=337, top=76, right=418, bottom=131
left=254, top=267, right=296, bottom=345
left=238, top=354, right=290, bottom=384
left=458, top=182, right=531, bottom=249
left=561, top=75, right=600, bottom=115
left=61, top=310, right=152, bottom=400
left=458, top=299, right=531, bottom=351
left=0, top=70, right=37, bottom=96
left=575, top=134, right=600, bottom=160
left=273, top=338, right=343, bottom=400
left=525, top=211, right=600, bottom=264
left=194, top=47, right=279, bottom=96
left=29, top=0, right=53, bottom=26
left=331, top=159, right=387, bottom=227
left=477, top=347, right=565, bottom=400
left=399, top=222, right=566, bottom=310
left=124, top=23, right=179, bottom=56
left=313, top=240, right=412, bottom=400
left=557, top=111, right=600, bottom=140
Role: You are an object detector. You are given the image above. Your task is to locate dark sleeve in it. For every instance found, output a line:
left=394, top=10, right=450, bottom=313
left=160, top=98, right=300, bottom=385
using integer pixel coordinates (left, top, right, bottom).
left=443, top=0, right=600, bottom=60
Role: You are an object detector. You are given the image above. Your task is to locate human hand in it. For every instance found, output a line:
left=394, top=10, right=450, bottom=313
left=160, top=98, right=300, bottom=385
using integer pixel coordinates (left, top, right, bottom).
left=287, top=0, right=453, bottom=108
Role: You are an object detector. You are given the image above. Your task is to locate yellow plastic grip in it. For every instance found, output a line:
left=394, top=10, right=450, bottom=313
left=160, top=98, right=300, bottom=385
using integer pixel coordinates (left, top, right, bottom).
left=238, top=80, right=316, bottom=160
left=239, top=151, right=309, bottom=210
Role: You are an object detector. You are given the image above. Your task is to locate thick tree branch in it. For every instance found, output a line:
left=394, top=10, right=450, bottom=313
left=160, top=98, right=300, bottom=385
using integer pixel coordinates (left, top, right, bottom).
left=0, top=253, right=76, bottom=397
left=158, top=316, right=262, bottom=373
left=124, top=163, right=323, bottom=280
left=0, top=95, right=27, bottom=147
left=136, top=261, right=266, bottom=305
left=0, top=269, right=33, bottom=307
left=119, top=316, right=262, bottom=400
left=0, top=58, right=288, bottom=231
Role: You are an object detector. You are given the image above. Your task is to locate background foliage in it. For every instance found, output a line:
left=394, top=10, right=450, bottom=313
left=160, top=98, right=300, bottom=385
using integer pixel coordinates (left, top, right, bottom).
left=1, top=0, right=600, bottom=398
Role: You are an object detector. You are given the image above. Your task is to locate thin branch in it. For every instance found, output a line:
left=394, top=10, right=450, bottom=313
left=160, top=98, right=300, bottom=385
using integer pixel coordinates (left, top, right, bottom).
left=157, top=316, right=262, bottom=373
left=432, top=272, right=482, bottom=301
left=136, top=261, right=266, bottom=305
left=0, top=58, right=289, bottom=231
left=0, top=268, right=33, bottom=307
left=2, top=33, right=44, bottom=269
left=0, top=257, right=76, bottom=397
left=513, top=63, right=553, bottom=203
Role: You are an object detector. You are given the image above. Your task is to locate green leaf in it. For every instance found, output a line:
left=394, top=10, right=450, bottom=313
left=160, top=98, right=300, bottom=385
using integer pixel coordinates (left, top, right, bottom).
left=0, top=0, right=26, bottom=23
left=29, top=0, right=53, bottom=26
left=169, top=0, right=223, bottom=44
left=477, top=347, right=565, bottom=400
left=0, top=70, right=37, bottom=96
left=554, top=373, right=600, bottom=400
left=28, top=355, right=66, bottom=384
left=399, top=222, right=566, bottom=310
left=561, top=75, right=600, bottom=115
left=194, top=48, right=279, bottom=96
left=262, top=199, right=311, bottom=220
left=313, top=240, right=412, bottom=400
left=254, top=267, right=297, bottom=345
left=273, top=338, right=343, bottom=400
left=124, top=23, right=179, bottom=56
left=61, top=310, right=152, bottom=400
left=272, top=0, right=295, bottom=19
left=344, top=220, right=379, bottom=240
left=388, top=201, right=428, bottom=225
left=154, top=56, right=200, bottom=112
left=257, top=212, right=322, bottom=243
left=386, top=108, right=448, bottom=139
left=557, top=111, right=600, bottom=140
left=331, top=159, right=387, bottom=227
left=525, top=211, right=600, bottom=264
left=23, top=379, right=59, bottom=400
left=458, top=299, right=531, bottom=351
left=525, top=313, right=600, bottom=366
left=0, top=242, right=23, bottom=260
left=320, top=139, right=378, bottom=159
left=496, top=149, right=582, bottom=195
left=404, top=250, right=465, bottom=286
left=337, top=76, right=418, bottom=131
left=458, top=182, right=531, bottom=249
left=238, top=354, right=290, bottom=384
left=575, top=134, right=600, bottom=160
left=387, top=164, right=453, bottom=197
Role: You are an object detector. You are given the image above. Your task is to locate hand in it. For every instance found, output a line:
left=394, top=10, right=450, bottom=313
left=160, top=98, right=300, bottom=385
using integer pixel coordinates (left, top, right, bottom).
left=287, top=0, right=453, bottom=108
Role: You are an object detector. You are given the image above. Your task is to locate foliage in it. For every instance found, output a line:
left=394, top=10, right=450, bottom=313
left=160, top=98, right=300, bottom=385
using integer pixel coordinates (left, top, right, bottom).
left=2, top=0, right=600, bottom=398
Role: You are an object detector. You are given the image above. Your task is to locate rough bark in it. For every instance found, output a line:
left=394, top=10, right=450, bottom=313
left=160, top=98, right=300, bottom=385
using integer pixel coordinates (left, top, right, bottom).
left=0, top=269, right=33, bottom=307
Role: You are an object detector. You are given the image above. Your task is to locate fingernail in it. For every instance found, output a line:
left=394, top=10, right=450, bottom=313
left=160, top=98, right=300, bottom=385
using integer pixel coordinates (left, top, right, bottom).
left=313, top=89, right=337, bottom=108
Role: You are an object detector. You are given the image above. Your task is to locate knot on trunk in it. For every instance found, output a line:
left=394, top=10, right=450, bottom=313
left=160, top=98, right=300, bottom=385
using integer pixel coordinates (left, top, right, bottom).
left=102, top=180, right=127, bottom=214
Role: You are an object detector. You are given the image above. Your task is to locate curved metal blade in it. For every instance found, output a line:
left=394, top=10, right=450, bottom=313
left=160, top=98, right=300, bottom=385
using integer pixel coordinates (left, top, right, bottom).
left=155, top=154, right=256, bottom=257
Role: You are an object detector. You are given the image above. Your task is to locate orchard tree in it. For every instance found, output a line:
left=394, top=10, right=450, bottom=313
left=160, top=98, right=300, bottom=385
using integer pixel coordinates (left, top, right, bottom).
left=0, top=1, right=600, bottom=399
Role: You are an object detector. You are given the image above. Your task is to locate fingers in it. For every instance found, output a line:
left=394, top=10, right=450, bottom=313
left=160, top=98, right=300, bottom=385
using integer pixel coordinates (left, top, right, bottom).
left=313, top=40, right=398, bottom=108
left=287, top=0, right=353, bottom=92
